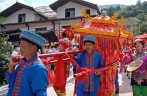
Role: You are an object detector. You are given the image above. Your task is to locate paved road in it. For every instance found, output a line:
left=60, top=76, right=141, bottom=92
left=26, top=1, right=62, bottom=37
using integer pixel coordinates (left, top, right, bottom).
left=115, top=72, right=132, bottom=96
left=0, top=72, right=133, bottom=96
left=47, top=72, right=133, bottom=96
left=0, top=85, right=8, bottom=96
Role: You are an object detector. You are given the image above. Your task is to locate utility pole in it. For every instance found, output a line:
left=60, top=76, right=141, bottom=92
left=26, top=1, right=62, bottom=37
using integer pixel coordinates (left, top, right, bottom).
left=58, top=22, right=60, bottom=39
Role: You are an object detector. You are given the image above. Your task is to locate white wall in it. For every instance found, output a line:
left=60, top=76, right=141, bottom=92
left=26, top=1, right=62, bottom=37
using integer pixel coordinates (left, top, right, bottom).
left=54, top=19, right=82, bottom=30
left=3, top=17, right=92, bottom=32
left=57, top=1, right=98, bottom=18
left=34, top=13, right=45, bottom=21
left=4, top=8, right=44, bottom=24
left=54, top=18, right=90, bottom=30
left=29, top=22, right=53, bottom=31
left=4, top=22, right=53, bottom=31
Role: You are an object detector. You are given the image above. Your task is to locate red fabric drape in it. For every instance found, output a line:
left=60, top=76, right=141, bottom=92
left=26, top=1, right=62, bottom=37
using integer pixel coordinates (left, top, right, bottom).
left=41, top=58, right=56, bottom=87
left=54, top=56, right=66, bottom=86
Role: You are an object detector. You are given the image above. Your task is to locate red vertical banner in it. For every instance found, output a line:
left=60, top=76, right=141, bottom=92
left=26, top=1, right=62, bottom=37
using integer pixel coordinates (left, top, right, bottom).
left=79, top=35, right=84, bottom=50
left=74, top=36, right=77, bottom=44
left=98, top=39, right=117, bottom=96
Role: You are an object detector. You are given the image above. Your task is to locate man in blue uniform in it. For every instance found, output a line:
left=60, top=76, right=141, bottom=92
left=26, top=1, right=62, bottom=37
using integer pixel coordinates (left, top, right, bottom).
left=76, top=36, right=104, bottom=96
left=5, top=31, right=49, bottom=96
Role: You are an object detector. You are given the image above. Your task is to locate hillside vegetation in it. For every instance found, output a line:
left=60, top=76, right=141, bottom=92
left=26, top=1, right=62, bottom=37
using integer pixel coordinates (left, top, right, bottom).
left=105, top=0, right=147, bottom=36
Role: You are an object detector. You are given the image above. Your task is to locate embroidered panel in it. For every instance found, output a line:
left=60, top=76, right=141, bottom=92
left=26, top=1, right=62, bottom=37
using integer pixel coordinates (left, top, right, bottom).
left=12, top=59, right=40, bottom=96
left=84, top=51, right=96, bottom=92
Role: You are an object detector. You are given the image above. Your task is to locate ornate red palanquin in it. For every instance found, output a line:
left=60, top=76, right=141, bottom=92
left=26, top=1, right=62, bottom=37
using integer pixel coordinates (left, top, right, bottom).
left=70, top=11, right=134, bottom=96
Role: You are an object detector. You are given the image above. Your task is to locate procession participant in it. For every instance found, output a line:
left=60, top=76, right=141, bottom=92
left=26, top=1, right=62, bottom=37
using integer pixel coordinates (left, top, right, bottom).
left=129, top=39, right=147, bottom=96
left=122, top=45, right=132, bottom=79
left=5, top=31, right=49, bottom=96
left=50, top=42, right=56, bottom=71
left=115, top=69, right=119, bottom=93
left=53, top=38, right=70, bottom=96
left=11, top=44, right=20, bottom=56
left=75, top=36, right=104, bottom=96
left=123, top=46, right=132, bottom=72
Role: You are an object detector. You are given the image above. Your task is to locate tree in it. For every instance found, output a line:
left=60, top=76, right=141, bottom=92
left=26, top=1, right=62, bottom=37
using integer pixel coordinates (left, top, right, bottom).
left=107, top=6, right=116, bottom=17
left=0, top=16, right=12, bottom=85
left=116, top=5, right=121, bottom=11
left=137, top=13, right=146, bottom=21
left=142, top=1, right=147, bottom=13
left=137, top=22, right=147, bottom=35
left=114, top=1, right=147, bottom=36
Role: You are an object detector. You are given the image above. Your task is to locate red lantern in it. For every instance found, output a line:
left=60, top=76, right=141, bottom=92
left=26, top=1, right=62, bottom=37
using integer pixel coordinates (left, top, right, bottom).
left=122, top=24, right=126, bottom=30
left=114, top=21, right=118, bottom=27
left=64, top=28, right=74, bottom=40
left=82, top=18, right=86, bottom=25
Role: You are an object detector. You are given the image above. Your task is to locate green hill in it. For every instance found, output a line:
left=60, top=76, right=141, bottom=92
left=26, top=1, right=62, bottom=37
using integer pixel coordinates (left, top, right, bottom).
left=104, top=1, right=147, bottom=36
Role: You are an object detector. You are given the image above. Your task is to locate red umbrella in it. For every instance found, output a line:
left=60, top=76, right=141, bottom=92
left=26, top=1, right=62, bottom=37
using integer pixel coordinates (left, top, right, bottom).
left=135, top=33, right=147, bottom=39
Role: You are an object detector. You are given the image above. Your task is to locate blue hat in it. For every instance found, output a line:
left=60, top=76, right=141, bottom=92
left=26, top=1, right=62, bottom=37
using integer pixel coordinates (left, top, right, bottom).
left=83, top=36, right=96, bottom=44
left=19, top=31, right=46, bottom=49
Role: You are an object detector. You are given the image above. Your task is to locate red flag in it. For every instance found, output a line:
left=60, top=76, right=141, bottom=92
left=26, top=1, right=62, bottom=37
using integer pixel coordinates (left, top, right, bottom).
left=47, top=67, right=56, bottom=87
left=54, top=56, right=66, bottom=86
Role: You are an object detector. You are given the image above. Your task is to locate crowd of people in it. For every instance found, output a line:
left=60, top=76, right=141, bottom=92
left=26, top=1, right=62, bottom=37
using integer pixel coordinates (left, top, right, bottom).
left=5, top=30, right=147, bottom=96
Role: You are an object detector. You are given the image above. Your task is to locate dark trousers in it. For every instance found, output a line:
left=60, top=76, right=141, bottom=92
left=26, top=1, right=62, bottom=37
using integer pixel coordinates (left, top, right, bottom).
left=51, top=64, right=54, bottom=71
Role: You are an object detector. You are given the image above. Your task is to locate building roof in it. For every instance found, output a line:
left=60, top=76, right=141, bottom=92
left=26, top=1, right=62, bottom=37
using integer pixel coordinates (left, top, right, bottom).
left=49, top=0, right=100, bottom=14
left=34, top=6, right=57, bottom=19
left=0, top=2, right=49, bottom=19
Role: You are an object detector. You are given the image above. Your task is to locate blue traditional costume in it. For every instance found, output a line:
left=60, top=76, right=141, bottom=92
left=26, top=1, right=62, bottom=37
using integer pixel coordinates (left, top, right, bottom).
left=76, top=36, right=104, bottom=96
left=5, top=31, right=49, bottom=96
left=115, top=69, right=119, bottom=93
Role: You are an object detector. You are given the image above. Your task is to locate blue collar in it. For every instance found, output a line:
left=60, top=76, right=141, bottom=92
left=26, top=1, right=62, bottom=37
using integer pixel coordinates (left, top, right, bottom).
left=86, top=50, right=95, bottom=55
left=26, top=56, right=38, bottom=63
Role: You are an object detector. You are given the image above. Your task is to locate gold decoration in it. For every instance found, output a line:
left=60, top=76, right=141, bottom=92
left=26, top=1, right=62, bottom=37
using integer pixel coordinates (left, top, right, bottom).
left=70, top=23, right=82, bottom=29
left=110, top=13, right=118, bottom=20
left=110, top=93, right=114, bottom=96
left=113, top=65, right=118, bottom=70
left=100, top=74, right=105, bottom=81
left=82, top=10, right=92, bottom=19
left=82, top=10, right=87, bottom=18
left=118, top=17, right=125, bottom=24
left=128, top=39, right=132, bottom=44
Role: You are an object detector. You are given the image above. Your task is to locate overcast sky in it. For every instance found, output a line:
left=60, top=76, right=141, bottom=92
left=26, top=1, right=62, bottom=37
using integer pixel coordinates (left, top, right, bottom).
left=0, top=0, right=147, bottom=12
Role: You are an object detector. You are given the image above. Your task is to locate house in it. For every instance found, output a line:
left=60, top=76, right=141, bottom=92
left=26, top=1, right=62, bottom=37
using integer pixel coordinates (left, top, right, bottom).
left=0, top=0, right=100, bottom=45
left=49, top=0, right=100, bottom=18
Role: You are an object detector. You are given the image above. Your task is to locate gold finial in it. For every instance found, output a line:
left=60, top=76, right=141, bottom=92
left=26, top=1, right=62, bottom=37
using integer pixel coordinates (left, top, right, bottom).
left=70, top=23, right=82, bottom=29
left=111, top=13, right=118, bottom=20
left=118, top=17, right=125, bottom=24
left=82, top=10, right=91, bottom=18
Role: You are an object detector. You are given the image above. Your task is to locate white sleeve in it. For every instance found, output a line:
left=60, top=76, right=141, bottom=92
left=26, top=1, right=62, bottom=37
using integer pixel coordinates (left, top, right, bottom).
left=11, top=51, right=18, bottom=56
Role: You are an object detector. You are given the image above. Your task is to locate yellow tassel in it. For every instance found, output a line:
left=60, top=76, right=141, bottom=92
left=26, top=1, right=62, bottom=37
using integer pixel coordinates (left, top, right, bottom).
left=60, top=93, right=66, bottom=96
left=73, top=93, right=76, bottom=96
left=110, top=93, right=114, bottom=96
left=55, top=90, right=60, bottom=95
